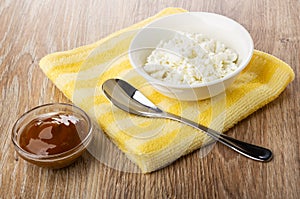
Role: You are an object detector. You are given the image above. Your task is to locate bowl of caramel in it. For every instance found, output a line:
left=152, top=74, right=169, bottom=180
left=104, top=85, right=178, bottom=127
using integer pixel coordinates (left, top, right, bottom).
left=12, top=103, right=93, bottom=169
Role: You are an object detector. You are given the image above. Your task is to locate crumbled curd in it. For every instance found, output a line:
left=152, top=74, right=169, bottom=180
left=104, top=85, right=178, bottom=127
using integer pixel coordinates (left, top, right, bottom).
left=143, top=32, right=239, bottom=85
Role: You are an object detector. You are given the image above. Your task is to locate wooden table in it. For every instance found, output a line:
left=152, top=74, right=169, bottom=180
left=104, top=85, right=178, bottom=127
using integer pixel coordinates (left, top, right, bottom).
left=1, top=0, right=299, bottom=198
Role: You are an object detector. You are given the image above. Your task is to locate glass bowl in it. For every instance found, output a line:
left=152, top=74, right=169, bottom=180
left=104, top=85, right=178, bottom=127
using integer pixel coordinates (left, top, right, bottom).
left=11, top=103, right=93, bottom=169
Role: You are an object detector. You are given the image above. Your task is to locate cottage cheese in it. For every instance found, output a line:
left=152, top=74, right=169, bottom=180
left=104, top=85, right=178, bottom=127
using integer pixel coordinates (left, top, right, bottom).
left=143, top=32, right=239, bottom=85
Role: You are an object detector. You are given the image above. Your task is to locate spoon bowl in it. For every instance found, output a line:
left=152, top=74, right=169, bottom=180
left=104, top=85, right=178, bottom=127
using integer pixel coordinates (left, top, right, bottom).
left=102, top=79, right=163, bottom=117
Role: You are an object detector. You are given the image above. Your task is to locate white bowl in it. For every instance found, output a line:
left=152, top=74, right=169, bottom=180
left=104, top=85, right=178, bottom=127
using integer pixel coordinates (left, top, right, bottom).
left=129, top=12, right=253, bottom=101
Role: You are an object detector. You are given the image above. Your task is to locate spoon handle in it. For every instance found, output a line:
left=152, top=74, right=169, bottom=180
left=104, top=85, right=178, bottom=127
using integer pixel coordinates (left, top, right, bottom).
left=164, top=112, right=273, bottom=162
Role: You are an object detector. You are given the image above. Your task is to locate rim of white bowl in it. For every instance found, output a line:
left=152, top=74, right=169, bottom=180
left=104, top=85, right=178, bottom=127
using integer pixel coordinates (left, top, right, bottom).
left=129, top=12, right=254, bottom=88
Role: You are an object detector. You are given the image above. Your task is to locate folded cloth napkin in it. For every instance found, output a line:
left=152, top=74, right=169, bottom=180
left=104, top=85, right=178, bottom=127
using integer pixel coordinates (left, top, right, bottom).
left=39, top=7, right=295, bottom=173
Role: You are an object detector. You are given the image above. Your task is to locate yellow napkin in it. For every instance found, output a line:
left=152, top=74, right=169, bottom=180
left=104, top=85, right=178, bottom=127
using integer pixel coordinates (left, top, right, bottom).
left=39, top=8, right=295, bottom=173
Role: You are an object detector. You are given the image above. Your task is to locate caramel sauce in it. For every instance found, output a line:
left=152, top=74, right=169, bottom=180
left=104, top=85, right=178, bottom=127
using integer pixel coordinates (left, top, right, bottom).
left=19, top=114, right=87, bottom=156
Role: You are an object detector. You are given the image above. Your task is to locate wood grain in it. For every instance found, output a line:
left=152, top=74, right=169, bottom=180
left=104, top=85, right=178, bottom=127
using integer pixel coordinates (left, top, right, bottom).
left=0, top=0, right=299, bottom=198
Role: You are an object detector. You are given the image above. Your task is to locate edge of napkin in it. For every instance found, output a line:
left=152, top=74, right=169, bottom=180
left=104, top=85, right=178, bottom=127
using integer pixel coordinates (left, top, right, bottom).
left=223, top=50, right=295, bottom=131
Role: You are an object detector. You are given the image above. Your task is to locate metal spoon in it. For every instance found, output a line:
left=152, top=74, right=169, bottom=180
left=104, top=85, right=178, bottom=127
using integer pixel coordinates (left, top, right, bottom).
left=102, top=78, right=273, bottom=162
